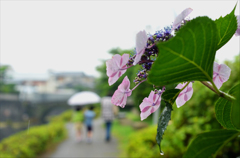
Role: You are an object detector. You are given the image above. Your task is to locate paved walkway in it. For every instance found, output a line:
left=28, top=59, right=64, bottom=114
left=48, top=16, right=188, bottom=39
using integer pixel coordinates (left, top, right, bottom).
left=49, top=119, right=119, bottom=158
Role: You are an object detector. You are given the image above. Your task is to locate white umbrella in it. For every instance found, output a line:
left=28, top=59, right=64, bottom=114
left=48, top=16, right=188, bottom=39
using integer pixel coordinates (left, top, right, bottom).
left=68, top=91, right=101, bottom=106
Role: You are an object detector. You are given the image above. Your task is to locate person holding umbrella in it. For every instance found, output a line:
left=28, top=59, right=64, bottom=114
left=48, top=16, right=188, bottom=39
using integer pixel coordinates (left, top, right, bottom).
left=67, top=91, right=100, bottom=143
left=72, top=106, right=84, bottom=142
left=84, top=105, right=96, bottom=143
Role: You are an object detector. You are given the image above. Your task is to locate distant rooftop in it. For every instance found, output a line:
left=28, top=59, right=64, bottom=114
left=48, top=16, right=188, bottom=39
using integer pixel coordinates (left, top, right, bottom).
left=11, top=71, right=95, bottom=82
left=49, top=71, right=88, bottom=77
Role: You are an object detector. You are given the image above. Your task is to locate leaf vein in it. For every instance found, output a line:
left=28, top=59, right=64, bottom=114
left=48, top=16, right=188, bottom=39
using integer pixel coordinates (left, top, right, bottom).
left=217, top=15, right=233, bottom=46
left=160, top=43, right=211, bottom=81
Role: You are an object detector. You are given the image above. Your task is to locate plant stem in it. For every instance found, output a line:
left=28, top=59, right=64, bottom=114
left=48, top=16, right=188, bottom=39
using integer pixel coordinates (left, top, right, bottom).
left=201, top=81, right=218, bottom=94
left=120, top=60, right=154, bottom=70
left=147, top=43, right=155, bottom=49
left=180, top=82, right=190, bottom=92
left=131, top=79, right=147, bottom=91
left=138, top=60, right=154, bottom=64
left=153, top=86, right=166, bottom=105
left=201, top=81, right=235, bottom=101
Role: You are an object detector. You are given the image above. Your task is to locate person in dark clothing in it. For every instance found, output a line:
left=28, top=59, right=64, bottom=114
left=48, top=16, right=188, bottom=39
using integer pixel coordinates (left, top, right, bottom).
left=101, top=97, right=118, bottom=142
left=84, top=106, right=95, bottom=143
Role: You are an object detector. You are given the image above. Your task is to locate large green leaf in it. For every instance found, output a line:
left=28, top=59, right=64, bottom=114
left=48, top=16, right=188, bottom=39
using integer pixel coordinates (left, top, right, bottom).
left=215, top=5, right=237, bottom=50
left=162, top=89, right=180, bottom=104
left=183, top=130, right=239, bottom=158
left=148, top=16, right=218, bottom=86
left=156, top=102, right=172, bottom=155
left=215, top=83, right=240, bottom=130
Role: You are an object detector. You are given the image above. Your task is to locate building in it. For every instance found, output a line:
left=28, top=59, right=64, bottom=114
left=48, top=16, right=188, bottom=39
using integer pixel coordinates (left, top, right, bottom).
left=15, top=71, right=95, bottom=103
left=47, top=71, right=95, bottom=93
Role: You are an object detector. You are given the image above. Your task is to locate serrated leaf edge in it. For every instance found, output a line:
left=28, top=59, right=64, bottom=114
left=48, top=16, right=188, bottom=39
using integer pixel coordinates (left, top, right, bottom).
left=216, top=5, right=237, bottom=50
left=149, top=16, right=217, bottom=86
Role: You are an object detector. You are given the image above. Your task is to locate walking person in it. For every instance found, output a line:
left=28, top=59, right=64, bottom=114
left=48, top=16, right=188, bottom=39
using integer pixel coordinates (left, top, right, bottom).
left=72, top=106, right=84, bottom=142
left=84, top=105, right=96, bottom=143
left=101, top=96, right=119, bottom=142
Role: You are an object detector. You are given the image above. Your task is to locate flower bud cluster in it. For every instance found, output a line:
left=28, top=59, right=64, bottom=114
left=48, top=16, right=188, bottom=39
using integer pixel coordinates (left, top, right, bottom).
left=126, top=54, right=136, bottom=66
left=154, top=89, right=159, bottom=94
left=150, top=26, right=173, bottom=44
left=174, top=19, right=190, bottom=35
left=154, top=86, right=166, bottom=94
left=132, top=26, right=174, bottom=85
left=134, top=69, right=148, bottom=84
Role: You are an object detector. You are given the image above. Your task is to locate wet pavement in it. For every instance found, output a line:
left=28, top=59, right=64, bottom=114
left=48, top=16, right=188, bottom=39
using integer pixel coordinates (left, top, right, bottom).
left=49, top=119, right=119, bottom=158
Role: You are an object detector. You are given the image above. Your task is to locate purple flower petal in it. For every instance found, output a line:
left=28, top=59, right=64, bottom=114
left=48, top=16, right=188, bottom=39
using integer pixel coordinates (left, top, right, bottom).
left=176, top=94, right=186, bottom=108
left=213, top=76, right=223, bottom=89
left=142, top=106, right=151, bottom=113
left=106, top=54, right=129, bottom=86
left=235, top=15, right=240, bottom=36
left=140, top=107, right=152, bottom=121
left=213, top=62, right=231, bottom=89
left=133, top=30, right=148, bottom=65
left=150, top=107, right=155, bottom=114
left=171, top=8, right=193, bottom=32
left=111, top=76, right=131, bottom=108
left=139, top=90, right=162, bottom=121
left=175, top=82, right=193, bottom=108
left=139, top=98, right=151, bottom=111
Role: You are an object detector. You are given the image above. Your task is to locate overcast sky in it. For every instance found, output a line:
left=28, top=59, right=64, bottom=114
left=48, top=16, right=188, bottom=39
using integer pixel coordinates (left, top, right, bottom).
left=1, top=1, right=239, bottom=79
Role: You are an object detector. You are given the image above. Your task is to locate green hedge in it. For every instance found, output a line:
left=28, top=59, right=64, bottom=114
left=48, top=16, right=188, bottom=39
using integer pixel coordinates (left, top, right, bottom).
left=127, top=124, right=198, bottom=158
left=127, top=123, right=240, bottom=158
left=0, top=112, right=69, bottom=158
left=49, top=109, right=73, bottom=122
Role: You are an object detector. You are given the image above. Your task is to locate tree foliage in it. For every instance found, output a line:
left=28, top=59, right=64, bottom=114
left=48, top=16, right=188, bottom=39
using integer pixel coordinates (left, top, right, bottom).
left=0, top=65, right=18, bottom=94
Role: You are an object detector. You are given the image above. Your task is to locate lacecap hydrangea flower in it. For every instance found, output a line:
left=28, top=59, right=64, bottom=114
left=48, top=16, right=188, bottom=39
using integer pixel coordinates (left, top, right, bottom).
left=213, top=62, right=231, bottom=89
left=140, top=88, right=165, bottom=120
left=111, top=76, right=132, bottom=108
left=175, top=82, right=193, bottom=108
left=106, top=7, right=233, bottom=121
left=106, top=54, right=129, bottom=86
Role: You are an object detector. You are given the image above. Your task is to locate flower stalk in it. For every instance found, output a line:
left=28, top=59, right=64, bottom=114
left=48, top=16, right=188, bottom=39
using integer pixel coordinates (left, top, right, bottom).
left=201, top=81, right=235, bottom=101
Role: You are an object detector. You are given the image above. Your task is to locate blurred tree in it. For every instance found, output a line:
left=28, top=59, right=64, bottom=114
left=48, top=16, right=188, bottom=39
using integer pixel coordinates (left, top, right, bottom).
left=95, top=48, right=138, bottom=97
left=0, top=65, right=18, bottom=94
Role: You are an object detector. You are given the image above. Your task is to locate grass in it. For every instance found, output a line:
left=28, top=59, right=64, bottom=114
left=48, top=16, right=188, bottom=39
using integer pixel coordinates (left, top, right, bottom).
left=125, top=108, right=154, bottom=125
left=112, top=119, right=135, bottom=157
left=112, top=109, right=158, bottom=157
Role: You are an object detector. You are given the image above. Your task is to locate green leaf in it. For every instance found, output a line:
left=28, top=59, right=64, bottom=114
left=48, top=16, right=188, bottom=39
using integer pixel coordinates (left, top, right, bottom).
left=183, top=130, right=239, bottom=158
left=215, top=5, right=237, bottom=50
left=148, top=17, right=218, bottom=86
left=215, top=83, right=240, bottom=130
left=231, top=83, right=240, bottom=129
left=162, top=89, right=180, bottom=104
left=156, top=102, right=172, bottom=155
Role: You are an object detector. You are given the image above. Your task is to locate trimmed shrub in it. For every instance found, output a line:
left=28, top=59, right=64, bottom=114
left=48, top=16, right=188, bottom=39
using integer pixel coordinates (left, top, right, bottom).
left=49, top=109, right=73, bottom=122
left=0, top=114, right=68, bottom=158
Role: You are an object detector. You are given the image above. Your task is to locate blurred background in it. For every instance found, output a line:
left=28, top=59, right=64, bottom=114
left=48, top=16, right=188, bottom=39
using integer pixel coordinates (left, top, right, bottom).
left=0, top=1, right=239, bottom=158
